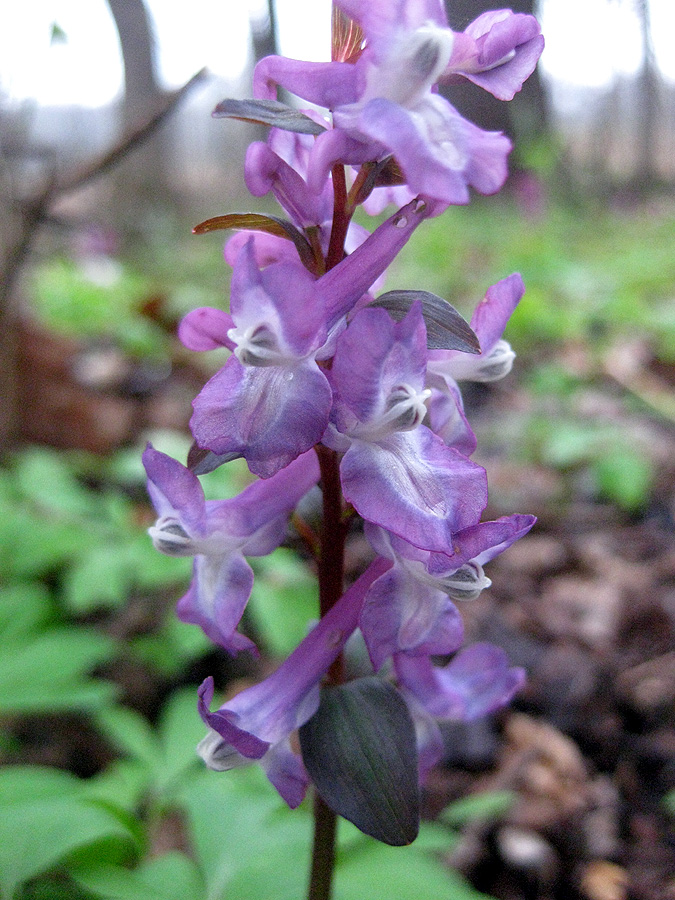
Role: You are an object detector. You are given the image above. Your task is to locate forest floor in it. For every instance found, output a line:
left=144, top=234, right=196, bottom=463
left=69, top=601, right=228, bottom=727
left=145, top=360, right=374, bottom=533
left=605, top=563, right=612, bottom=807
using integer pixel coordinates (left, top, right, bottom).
left=8, top=199, right=675, bottom=898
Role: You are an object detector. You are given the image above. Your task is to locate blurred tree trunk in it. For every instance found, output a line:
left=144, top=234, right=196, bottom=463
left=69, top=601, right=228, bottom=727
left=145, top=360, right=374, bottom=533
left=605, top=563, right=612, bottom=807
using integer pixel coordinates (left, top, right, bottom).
left=251, top=0, right=279, bottom=64
left=250, top=0, right=282, bottom=135
left=441, top=0, right=549, bottom=152
left=106, top=0, right=174, bottom=225
left=634, top=0, right=660, bottom=190
left=107, top=0, right=163, bottom=123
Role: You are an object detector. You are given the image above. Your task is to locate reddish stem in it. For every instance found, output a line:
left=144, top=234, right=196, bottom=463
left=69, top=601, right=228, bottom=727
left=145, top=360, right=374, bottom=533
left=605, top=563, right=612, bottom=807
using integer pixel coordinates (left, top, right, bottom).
left=308, top=791, right=339, bottom=900
left=305, top=443, right=346, bottom=900
left=326, top=164, right=352, bottom=271
left=307, top=140, right=356, bottom=900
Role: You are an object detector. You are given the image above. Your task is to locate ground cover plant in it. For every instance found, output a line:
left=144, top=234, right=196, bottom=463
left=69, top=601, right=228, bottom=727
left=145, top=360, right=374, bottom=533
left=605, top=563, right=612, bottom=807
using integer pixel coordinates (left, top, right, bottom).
left=2, top=3, right=674, bottom=899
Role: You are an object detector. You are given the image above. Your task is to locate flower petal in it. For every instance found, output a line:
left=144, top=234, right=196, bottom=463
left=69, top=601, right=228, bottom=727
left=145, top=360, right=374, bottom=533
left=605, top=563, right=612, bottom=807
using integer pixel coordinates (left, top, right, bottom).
left=253, top=56, right=359, bottom=108
left=360, top=565, right=464, bottom=669
left=191, top=358, right=332, bottom=478
left=396, top=643, right=525, bottom=720
left=176, top=553, right=257, bottom=654
left=178, top=307, right=235, bottom=352
left=143, top=444, right=206, bottom=536
left=340, top=427, right=487, bottom=551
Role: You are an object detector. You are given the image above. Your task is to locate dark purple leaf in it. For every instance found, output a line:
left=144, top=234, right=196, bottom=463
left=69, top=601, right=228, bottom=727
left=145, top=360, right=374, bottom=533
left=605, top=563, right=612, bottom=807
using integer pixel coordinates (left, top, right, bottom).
left=299, top=677, right=419, bottom=846
left=187, top=443, right=241, bottom=475
left=370, top=290, right=480, bottom=353
left=213, top=98, right=327, bottom=135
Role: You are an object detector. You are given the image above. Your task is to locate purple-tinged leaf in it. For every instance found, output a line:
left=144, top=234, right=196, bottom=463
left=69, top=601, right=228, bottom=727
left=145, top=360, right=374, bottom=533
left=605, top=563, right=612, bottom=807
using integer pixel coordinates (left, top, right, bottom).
left=372, top=156, right=406, bottom=187
left=369, top=290, right=480, bottom=352
left=348, top=157, right=403, bottom=208
left=193, top=213, right=290, bottom=237
left=186, top=443, right=241, bottom=476
left=213, top=98, right=327, bottom=135
left=192, top=213, right=316, bottom=271
left=299, top=677, right=420, bottom=846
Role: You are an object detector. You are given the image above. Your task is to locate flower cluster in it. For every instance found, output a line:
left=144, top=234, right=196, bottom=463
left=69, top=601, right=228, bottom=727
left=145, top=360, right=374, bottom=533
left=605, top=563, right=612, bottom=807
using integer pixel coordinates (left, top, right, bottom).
left=145, top=0, right=542, bottom=825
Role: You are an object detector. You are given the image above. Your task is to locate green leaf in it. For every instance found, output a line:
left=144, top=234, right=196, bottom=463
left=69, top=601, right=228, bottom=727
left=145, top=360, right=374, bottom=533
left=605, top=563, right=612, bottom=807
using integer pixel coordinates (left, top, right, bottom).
left=96, top=706, right=160, bottom=771
left=154, top=688, right=206, bottom=796
left=29, top=257, right=158, bottom=356
left=248, top=549, right=317, bottom=657
left=177, top=768, right=311, bottom=900
left=96, top=690, right=204, bottom=803
left=369, top=290, right=480, bottom=352
left=133, top=853, right=205, bottom=900
left=0, top=507, right=89, bottom=579
left=335, top=836, right=492, bottom=900
left=0, top=765, right=81, bottom=806
left=70, top=853, right=204, bottom=900
left=0, top=795, right=134, bottom=898
left=212, top=98, right=327, bottom=135
left=299, top=678, right=420, bottom=846
left=130, top=617, right=211, bottom=678
left=14, top=448, right=96, bottom=518
left=440, top=790, right=516, bottom=827
left=84, top=759, right=151, bottom=813
left=0, top=582, right=53, bottom=643
left=0, top=629, right=117, bottom=713
left=591, top=448, right=653, bottom=511
left=538, top=420, right=599, bottom=467
left=129, top=533, right=191, bottom=590
left=64, top=544, right=134, bottom=612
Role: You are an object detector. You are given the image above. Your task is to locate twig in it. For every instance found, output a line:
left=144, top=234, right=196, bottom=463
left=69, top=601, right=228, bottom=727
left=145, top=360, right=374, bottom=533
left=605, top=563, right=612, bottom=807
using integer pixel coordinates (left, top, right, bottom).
left=1, top=67, right=208, bottom=310
left=0, top=67, right=208, bottom=449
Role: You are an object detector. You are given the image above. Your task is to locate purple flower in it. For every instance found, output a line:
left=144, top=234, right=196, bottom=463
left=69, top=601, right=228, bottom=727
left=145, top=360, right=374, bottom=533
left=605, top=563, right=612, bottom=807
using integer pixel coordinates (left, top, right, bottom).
left=188, top=240, right=332, bottom=478
left=253, top=57, right=360, bottom=111
left=196, top=558, right=391, bottom=807
left=183, top=199, right=429, bottom=481
left=442, top=10, right=545, bottom=102
left=427, top=273, right=524, bottom=388
left=316, top=197, right=430, bottom=327
left=143, top=444, right=320, bottom=654
left=396, top=642, right=526, bottom=774
left=245, top=128, right=333, bottom=231
left=325, top=302, right=488, bottom=551
left=223, top=229, right=300, bottom=271
left=242, top=127, right=387, bottom=284
left=327, top=96, right=511, bottom=208
left=253, top=0, right=531, bottom=207
left=360, top=524, right=465, bottom=671
left=396, top=643, right=526, bottom=720
left=426, top=374, right=477, bottom=456
left=360, top=514, right=535, bottom=669
left=178, top=306, right=235, bottom=352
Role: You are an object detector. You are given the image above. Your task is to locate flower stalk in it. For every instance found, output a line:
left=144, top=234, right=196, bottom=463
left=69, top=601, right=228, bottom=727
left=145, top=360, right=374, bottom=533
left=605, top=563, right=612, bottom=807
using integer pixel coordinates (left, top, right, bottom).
left=142, top=1, right=544, bottom=897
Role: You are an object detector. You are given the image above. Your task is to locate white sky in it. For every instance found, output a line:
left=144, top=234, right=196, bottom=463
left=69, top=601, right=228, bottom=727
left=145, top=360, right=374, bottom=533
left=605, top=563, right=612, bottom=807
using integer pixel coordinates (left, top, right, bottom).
left=0, top=0, right=673, bottom=108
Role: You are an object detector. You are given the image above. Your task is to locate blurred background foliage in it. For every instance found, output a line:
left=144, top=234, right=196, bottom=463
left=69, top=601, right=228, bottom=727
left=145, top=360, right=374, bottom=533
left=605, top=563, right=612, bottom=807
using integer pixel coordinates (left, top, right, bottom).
left=0, top=0, right=674, bottom=898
